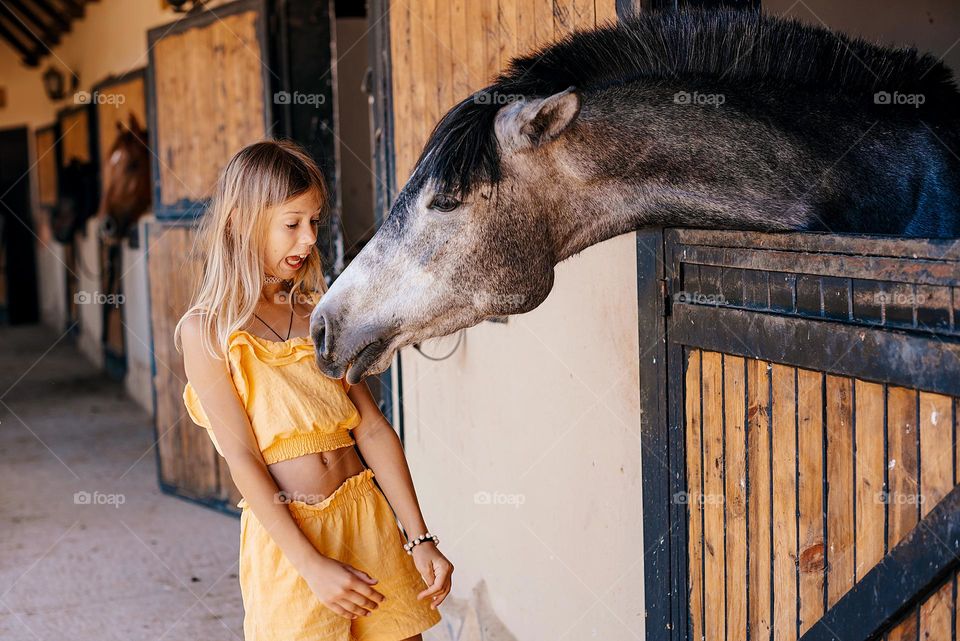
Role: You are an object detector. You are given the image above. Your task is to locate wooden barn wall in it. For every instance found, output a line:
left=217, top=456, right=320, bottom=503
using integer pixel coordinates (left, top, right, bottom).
left=34, top=128, right=57, bottom=207
left=146, top=223, right=236, bottom=507
left=151, top=10, right=265, bottom=207
left=96, top=74, right=147, bottom=357
left=60, top=108, right=91, bottom=166
left=684, top=348, right=958, bottom=641
left=389, top=0, right=619, bottom=183
left=95, top=76, right=147, bottom=167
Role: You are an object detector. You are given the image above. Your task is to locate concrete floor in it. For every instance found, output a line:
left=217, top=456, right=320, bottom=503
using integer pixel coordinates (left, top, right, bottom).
left=0, top=324, right=243, bottom=640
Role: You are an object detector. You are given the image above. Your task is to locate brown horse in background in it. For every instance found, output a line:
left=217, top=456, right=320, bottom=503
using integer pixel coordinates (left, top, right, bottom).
left=97, top=112, right=152, bottom=243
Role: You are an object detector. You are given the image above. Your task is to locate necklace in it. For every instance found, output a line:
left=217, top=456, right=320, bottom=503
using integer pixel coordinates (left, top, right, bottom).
left=264, top=274, right=290, bottom=284
left=253, top=306, right=295, bottom=341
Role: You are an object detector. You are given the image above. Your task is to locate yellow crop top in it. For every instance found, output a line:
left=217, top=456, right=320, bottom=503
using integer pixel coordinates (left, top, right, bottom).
left=181, top=324, right=361, bottom=465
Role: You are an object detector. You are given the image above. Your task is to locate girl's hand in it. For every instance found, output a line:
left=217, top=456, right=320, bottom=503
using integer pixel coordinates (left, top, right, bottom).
left=302, top=555, right=386, bottom=620
left=412, top=543, right=454, bottom=609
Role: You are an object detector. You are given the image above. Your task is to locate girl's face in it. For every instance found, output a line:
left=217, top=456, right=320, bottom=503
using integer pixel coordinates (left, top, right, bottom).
left=263, top=188, right=322, bottom=279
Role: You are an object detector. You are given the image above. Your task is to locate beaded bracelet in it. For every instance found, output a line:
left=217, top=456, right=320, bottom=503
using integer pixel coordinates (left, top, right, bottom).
left=403, top=532, right=440, bottom=555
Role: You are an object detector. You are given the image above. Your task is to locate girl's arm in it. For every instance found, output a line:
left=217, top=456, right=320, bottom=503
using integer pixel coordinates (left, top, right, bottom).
left=348, top=380, right=453, bottom=609
left=347, top=380, right=430, bottom=536
left=181, top=315, right=384, bottom=619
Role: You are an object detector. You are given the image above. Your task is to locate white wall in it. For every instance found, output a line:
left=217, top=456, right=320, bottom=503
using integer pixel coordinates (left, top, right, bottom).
left=404, top=233, right=643, bottom=640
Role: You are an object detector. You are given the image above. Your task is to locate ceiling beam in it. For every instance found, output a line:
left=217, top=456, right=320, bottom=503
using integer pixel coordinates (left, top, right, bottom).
left=24, top=0, right=71, bottom=32
left=0, top=17, right=40, bottom=66
left=0, top=3, right=47, bottom=54
left=7, top=0, right=62, bottom=46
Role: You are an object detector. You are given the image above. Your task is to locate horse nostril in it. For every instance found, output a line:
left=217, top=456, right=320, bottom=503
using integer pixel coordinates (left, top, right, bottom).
left=311, top=318, right=327, bottom=359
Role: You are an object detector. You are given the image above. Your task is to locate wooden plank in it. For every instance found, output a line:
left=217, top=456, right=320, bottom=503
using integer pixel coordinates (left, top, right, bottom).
left=515, top=0, right=536, bottom=57
left=918, top=391, right=955, bottom=641
left=420, top=0, right=439, bottom=150
left=854, top=380, right=885, bottom=581
left=701, top=351, right=726, bottom=641
left=449, top=0, right=470, bottom=102
left=145, top=221, right=225, bottom=502
left=920, top=392, right=955, bottom=515
left=747, top=358, right=773, bottom=640
left=465, top=0, right=486, bottom=89
left=826, top=375, right=854, bottom=608
left=389, top=0, right=413, bottom=181
left=34, top=127, right=57, bottom=206
left=595, top=0, right=618, bottom=25
left=670, top=305, right=960, bottom=398
left=573, top=0, right=594, bottom=30
left=152, top=10, right=264, bottom=206
left=553, top=0, right=574, bottom=40
left=797, top=368, right=824, bottom=634
left=433, top=0, right=453, bottom=115
left=724, top=355, right=747, bottom=641
left=534, top=0, right=554, bottom=48
left=480, top=0, right=498, bottom=83
left=685, top=349, right=703, bottom=641
left=406, top=0, right=427, bottom=176
left=888, top=386, right=919, bottom=547
left=667, top=228, right=960, bottom=263
left=497, top=0, right=517, bottom=72
left=679, top=245, right=960, bottom=288
left=772, top=363, right=798, bottom=641
left=886, top=609, right=918, bottom=641
left=919, top=581, right=953, bottom=641
left=800, top=485, right=960, bottom=641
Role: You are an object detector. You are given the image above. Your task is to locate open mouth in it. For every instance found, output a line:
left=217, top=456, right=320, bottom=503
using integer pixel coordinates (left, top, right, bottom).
left=284, top=253, right=308, bottom=269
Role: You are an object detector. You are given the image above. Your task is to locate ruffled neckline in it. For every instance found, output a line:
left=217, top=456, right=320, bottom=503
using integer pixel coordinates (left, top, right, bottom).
left=228, top=329, right=315, bottom=365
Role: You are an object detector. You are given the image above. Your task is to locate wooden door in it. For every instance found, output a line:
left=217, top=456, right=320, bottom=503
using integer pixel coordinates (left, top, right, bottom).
left=639, top=228, right=960, bottom=640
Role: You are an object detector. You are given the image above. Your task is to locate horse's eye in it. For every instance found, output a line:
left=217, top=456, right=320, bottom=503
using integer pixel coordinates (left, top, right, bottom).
left=428, top=194, right=460, bottom=212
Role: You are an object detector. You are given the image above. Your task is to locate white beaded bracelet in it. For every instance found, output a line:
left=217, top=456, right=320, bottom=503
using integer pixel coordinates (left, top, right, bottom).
left=403, top=532, right=439, bottom=555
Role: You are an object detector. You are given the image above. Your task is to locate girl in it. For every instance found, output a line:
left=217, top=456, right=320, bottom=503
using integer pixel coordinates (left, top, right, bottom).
left=175, top=139, right=451, bottom=641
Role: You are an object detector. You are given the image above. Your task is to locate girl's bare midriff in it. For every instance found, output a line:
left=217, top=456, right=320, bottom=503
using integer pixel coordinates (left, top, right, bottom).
left=249, top=298, right=365, bottom=506
left=267, top=444, right=365, bottom=504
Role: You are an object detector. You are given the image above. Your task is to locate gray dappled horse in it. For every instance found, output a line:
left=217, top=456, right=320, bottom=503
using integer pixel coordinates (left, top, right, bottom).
left=311, top=9, right=960, bottom=384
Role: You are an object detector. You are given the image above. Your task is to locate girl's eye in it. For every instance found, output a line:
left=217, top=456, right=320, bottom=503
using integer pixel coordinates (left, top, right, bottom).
left=429, top=194, right=460, bottom=212
left=311, top=218, right=321, bottom=226
left=286, top=223, right=297, bottom=229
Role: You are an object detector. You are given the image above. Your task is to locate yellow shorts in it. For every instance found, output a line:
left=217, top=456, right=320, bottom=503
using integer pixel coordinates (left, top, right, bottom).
left=238, top=467, right=442, bottom=641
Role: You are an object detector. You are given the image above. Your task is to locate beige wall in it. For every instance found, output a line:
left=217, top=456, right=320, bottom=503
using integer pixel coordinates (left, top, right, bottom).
left=386, top=2, right=644, bottom=639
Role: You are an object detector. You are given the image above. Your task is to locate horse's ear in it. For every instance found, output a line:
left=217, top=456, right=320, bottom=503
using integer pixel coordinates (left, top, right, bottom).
left=127, top=112, right=143, bottom=133
left=497, top=87, right=580, bottom=150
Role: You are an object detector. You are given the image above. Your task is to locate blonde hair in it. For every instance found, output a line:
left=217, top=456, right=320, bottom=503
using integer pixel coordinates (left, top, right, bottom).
left=174, top=138, right=331, bottom=361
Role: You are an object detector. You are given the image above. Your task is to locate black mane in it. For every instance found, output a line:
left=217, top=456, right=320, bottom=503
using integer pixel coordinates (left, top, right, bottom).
left=411, top=9, right=959, bottom=199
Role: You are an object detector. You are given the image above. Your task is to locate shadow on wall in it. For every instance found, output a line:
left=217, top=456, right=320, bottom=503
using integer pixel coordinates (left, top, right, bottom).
left=428, top=580, right=519, bottom=641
